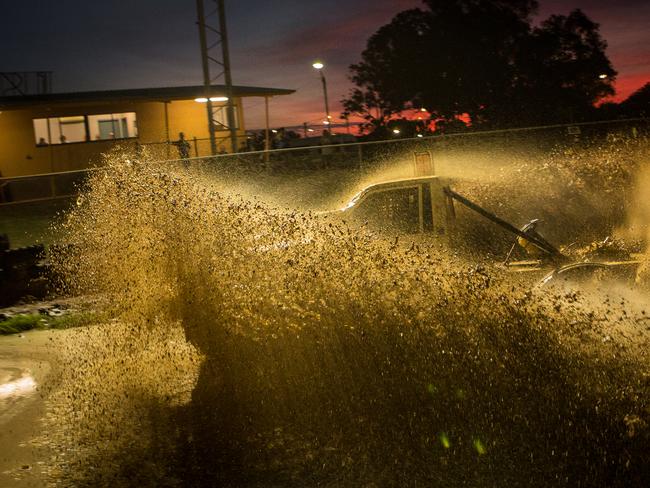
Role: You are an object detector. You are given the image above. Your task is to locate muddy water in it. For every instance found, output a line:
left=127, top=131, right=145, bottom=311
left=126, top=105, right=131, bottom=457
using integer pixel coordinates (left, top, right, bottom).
left=0, top=330, right=55, bottom=487
left=43, top=149, right=649, bottom=487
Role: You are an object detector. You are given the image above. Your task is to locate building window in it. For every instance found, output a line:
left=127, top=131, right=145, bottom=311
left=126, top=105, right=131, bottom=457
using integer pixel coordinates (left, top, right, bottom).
left=87, top=113, right=138, bottom=141
left=33, top=112, right=138, bottom=145
left=213, top=105, right=239, bottom=130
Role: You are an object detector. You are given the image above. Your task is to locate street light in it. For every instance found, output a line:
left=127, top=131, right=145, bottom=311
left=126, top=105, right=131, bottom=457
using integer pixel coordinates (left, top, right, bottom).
left=598, top=73, right=608, bottom=79
left=312, top=60, right=331, bottom=129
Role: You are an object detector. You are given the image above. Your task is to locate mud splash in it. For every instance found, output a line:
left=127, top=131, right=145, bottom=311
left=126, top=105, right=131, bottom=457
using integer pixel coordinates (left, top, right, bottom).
left=44, top=148, right=649, bottom=487
left=622, top=164, right=650, bottom=287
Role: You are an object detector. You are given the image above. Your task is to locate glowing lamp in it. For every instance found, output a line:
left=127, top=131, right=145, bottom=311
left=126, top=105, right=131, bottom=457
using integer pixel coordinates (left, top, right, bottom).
left=195, top=96, right=229, bottom=103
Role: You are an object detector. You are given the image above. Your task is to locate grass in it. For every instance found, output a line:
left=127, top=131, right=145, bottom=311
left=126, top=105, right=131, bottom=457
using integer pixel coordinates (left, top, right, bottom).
left=0, top=199, right=72, bottom=248
left=0, top=311, right=102, bottom=335
left=48, top=311, right=103, bottom=330
left=0, top=314, right=44, bottom=334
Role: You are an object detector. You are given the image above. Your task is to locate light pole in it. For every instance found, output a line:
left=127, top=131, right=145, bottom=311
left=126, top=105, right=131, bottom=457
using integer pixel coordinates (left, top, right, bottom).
left=312, top=61, right=331, bottom=128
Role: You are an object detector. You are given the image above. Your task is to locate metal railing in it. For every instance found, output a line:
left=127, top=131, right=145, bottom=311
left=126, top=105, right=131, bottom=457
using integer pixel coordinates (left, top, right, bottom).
left=158, top=117, right=649, bottom=170
left=1, top=117, right=647, bottom=208
left=0, top=71, right=53, bottom=96
left=0, top=168, right=91, bottom=206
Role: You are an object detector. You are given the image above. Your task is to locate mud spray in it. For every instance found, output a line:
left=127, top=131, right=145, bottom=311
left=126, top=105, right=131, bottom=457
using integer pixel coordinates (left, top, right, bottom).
left=623, top=164, right=650, bottom=286
left=38, top=141, right=649, bottom=487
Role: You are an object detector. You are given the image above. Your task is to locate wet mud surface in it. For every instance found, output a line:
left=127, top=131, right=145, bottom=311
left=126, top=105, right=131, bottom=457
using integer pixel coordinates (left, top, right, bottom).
left=0, top=330, right=55, bottom=487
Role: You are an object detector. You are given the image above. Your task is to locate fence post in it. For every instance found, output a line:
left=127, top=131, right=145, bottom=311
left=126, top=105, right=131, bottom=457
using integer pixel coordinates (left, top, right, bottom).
left=193, top=137, right=199, bottom=157
left=50, top=175, right=57, bottom=198
left=357, top=143, right=363, bottom=169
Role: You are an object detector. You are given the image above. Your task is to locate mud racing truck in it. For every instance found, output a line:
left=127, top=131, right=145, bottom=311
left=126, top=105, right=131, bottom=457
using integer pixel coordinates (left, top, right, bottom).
left=325, top=174, right=644, bottom=288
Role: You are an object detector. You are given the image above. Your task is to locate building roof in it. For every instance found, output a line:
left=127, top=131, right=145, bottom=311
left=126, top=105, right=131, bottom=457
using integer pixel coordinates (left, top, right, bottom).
left=0, top=84, right=295, bottom=109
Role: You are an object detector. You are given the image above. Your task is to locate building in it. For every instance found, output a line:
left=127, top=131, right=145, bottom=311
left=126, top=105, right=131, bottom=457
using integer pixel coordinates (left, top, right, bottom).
left=0, top=84, right=294, bottom=177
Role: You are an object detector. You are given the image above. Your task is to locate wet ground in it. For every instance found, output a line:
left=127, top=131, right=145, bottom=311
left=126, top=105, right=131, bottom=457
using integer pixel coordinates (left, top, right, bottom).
left=0, top=329, right=54, bottom=487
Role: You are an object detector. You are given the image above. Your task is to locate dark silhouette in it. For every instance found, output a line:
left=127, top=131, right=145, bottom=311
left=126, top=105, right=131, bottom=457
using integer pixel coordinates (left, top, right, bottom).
left=356, top=117, right=431, bottom=141
left=0, top=170, right=12, bottom=203
left=620, top=82, right=650, bottom=118
left=273, top=127, right=289, bottom=149
left=343, top=0, right=616, bottom=133
left=173, top=132, right=191, bottom=159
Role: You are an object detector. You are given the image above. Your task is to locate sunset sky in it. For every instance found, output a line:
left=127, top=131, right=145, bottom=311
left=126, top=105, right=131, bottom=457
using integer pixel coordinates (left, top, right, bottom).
left=2, top=0, right=648, bottom=129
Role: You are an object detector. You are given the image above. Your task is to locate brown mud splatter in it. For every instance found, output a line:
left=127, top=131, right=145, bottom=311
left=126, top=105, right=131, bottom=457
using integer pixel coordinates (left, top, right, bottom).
left=42, top=141, right=649, bottom=487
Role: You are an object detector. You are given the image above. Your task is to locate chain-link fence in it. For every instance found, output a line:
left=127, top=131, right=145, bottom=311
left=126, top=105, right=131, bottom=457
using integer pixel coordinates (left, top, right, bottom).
left=0, top=169, right=90, bottom=205
left=1, top=118, right=648, bottom=248
left=142, top=135, right=247, bottom=160
left=180, top=117, right=649, bottom=211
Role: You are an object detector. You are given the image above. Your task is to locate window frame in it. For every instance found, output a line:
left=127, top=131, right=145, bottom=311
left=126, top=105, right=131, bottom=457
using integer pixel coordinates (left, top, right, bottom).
left=33, top=112, right=138, bottom=146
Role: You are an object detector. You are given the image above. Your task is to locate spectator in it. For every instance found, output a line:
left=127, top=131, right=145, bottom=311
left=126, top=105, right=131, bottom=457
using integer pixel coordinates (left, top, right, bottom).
left=172, top=132, right=191, bottom=160
left=0, top=170, right=12, bottom=203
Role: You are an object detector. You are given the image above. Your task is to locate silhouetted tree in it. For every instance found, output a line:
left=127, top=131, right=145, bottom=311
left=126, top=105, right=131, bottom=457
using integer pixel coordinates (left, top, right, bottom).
left=343, top=0, right=616, bottom=132
left=358, top=117, right=431, bottom=141
left=620, top=82, right=650, bottom=117
left=434, top=117, right=470, bottom=134
left=594, top=101, right=622, bottom=120
left=507, top=9, right=616, bottom=124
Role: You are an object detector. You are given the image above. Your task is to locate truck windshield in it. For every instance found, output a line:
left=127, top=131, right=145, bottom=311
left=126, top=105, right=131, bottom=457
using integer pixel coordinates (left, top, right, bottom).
left=351, top=186, right=420, bottom=234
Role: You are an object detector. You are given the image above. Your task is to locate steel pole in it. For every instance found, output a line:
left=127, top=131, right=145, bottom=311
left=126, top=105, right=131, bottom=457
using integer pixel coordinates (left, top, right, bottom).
left=196, top=0, right=217, bottom=155
left=264, top=96, right=270, bottom=163
left=320, top=70, right=330, bottom=126
left=164, top=101, right=171, bottom=158
left=217, top=0, right=238, bottom=153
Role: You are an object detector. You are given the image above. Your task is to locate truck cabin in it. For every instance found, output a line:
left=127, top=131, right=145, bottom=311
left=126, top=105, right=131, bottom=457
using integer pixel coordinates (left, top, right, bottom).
left=336, top=176, right=564, bottom=265
left=338, top=176, right=454, bottom=236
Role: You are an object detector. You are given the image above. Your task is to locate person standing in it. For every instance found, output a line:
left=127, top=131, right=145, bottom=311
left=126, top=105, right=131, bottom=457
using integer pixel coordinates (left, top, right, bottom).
left=173, top=132, right=191, bottom=160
